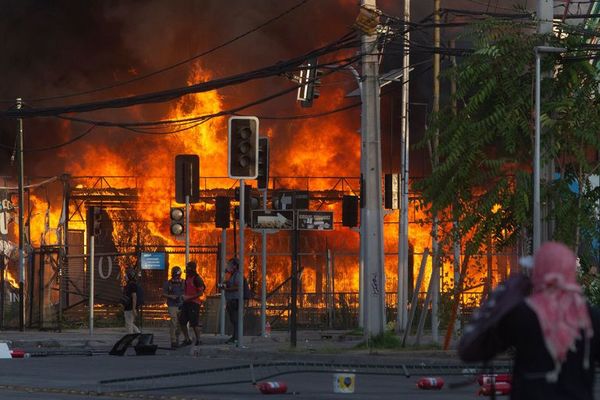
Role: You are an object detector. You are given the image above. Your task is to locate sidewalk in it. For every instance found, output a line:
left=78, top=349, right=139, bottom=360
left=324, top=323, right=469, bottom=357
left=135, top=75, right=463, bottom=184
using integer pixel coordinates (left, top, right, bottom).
left=0, top=327, right=461, bottom=362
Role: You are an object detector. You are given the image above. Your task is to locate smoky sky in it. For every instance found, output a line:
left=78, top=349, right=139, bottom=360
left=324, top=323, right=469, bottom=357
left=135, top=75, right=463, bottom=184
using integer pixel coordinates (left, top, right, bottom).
left=0, top=0, right=540, bottom=178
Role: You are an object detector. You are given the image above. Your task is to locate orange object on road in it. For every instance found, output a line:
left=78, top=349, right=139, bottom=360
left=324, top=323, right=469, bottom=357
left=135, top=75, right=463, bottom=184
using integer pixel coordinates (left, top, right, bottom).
left=479, top=381, right=511, bottom=396
left=416, top=377, right=444, bottom=390
left=257, top=381, right=288, bottom=394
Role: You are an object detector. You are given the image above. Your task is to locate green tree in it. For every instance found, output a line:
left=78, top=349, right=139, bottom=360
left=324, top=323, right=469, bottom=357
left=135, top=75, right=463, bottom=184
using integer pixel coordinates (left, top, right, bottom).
left=416, top=19, right=600, bottom=275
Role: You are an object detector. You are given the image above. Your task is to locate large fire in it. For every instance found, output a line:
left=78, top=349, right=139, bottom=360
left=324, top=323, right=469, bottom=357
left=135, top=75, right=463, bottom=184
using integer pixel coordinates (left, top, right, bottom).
left=2, top=59, right=504, bottom=322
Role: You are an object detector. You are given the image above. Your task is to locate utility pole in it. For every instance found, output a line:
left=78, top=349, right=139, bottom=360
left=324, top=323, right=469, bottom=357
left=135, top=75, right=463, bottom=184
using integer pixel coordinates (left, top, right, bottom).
left=16, top=98, right=25, bottom=332
left=360, top=0, right=386, bottom=338
left=431, top=0, right=441, bottom=344
left=397, top=0, right=410, bottom=333
left=537, top=0, right=554, bottom=249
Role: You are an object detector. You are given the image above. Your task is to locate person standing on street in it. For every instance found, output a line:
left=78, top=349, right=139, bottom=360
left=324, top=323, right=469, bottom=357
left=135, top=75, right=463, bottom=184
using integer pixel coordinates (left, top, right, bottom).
left=459, top=241, right=600, bottom=399
left=162, top=266, right=184, bottom=348
left=223, top=258, right=244, bottom=344
left=122, top=268, right=141, bottom=334
left=179, top=261, right=206, bottom=346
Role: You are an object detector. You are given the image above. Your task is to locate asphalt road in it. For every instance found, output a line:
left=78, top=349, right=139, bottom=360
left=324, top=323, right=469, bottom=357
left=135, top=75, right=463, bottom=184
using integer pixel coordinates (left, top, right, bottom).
left=0, top=353, right=486, bottom=400
left=0, top=353, right=599, bottom=400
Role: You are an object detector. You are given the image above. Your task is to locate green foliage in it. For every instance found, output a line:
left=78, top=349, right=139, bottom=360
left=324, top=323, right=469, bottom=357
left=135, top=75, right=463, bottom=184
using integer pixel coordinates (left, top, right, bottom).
left=415, top=18, right=600, bottom=263
left=355, top=330, right=401, bottom=349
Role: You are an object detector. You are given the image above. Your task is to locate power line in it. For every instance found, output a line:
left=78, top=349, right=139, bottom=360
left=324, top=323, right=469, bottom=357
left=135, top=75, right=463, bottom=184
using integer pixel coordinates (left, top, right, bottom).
left=2, top=32, right=359, bottom=119
left=56, top=55, right=363, bottom=133
left=0, top=0, right=312, bottom=105
left=0, top=124, right=96, bottom=152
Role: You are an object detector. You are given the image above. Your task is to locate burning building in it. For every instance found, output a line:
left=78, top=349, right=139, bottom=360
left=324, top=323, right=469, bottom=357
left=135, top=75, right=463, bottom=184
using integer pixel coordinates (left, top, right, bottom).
left=0, top=0, right=527, bottom=331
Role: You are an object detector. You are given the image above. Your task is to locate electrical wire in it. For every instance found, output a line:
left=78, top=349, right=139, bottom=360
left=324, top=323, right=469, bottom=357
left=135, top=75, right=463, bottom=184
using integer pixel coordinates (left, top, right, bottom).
left=462, top=0, right=524, bottom=12
left=56, top=55, right=363, bottom=133
left=0, top=0, right=312, bottom=105
left=2, top=32, right=360, bottom=119
left=0, top=176, right=58, bottom=190
left=0, top=124, right=96, bottom=152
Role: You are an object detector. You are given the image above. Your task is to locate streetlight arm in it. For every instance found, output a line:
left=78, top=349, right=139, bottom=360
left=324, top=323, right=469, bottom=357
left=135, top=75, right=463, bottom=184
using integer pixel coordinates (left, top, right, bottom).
left=535, top=46, right=567, bottom=54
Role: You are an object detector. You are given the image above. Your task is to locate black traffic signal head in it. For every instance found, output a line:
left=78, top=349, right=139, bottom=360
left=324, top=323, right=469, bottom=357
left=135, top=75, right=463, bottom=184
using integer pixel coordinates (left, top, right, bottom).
left=175, top=154, right=200, bottom=204
left=233, top=184, right=260, bottom=223
left=342, top=195, right=359, bottom=227
left=93, top=209, right=102, bottom=236
left=170, top=207, right=185, bottom=236
left=257, top=137, right=270, bottom=190
left=228, top=116, right=259, bottom=179
left=87, top=206, right=103, bottom=237
left=297, top=57, right=320, bottom=108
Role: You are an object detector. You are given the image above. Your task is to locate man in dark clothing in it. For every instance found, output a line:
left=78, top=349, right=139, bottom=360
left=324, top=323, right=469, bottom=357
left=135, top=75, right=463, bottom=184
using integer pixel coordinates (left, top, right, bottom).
left=179, top=261, right=205, bottom=346
left=223, top=258, right=243, bottom=344
left=122, top=268, right=140, bottom=334
left=162, top=266, right=184, bottom=348
left=459, top=242, right=600, bottom=399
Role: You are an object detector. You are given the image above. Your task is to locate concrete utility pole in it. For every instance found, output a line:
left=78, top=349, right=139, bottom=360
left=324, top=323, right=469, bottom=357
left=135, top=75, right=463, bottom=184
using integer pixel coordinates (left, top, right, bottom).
left=397, top=0, right=410, bottom=333
left=360, top=0, right=386, bottom=338
left=536, top=0, right=555, bottom=249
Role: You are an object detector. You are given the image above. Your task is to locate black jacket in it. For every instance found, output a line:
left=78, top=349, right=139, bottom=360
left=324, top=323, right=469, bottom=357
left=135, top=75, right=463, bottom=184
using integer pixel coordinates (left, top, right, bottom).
left=460, top=295, right=600, bottom=399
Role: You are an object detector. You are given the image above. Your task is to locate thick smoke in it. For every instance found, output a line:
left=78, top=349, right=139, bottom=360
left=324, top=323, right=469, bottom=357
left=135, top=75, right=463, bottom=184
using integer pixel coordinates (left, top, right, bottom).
left=0, top=0, right=538, bottom=179
left=0, top=0, right=357, bottom=177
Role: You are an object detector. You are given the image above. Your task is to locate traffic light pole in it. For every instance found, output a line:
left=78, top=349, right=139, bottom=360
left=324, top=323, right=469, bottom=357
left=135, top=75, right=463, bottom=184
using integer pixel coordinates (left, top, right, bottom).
left=261, top=189, right=267, bottom=337
left=89, top=234, right=95, bottom=336
left=219, top=231, right=226, bottom=336
left=16, top=98, right=25, bottom=332
left=290, top=223, right=298, bottom=347
left=185, top=195, right=190, bottom=266
left=237, top=179, right=245, bottom=347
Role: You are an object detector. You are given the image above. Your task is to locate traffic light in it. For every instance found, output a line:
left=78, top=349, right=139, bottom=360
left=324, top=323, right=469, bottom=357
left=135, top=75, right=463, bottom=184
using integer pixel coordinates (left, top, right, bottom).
left=175, top=154, right=200, bottom=204
left=257, top=137, right=270, bottom=190
left=170, top=207, right=185, bottom=236
left=228, top=116, right=259, bottom=179
left=234, top=185, right=260, bottom=221
left=87, top=206, right=102, bottom=237
left=93, top=208, right=102, bottom=236
left=215, top=196, right=230, bottom=229
left=342, top=195, right=359, bottom=227
left=297, top=57, right=320, bottom=108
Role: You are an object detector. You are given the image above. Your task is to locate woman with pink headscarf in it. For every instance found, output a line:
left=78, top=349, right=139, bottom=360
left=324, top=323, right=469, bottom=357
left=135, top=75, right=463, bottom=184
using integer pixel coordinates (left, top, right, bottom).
left=459, top=241, right=600, bottom=399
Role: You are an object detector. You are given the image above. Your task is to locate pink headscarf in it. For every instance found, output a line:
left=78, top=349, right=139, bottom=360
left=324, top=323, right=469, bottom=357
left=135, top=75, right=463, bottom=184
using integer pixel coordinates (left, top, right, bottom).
left=526, top=241, right=593, bottom=381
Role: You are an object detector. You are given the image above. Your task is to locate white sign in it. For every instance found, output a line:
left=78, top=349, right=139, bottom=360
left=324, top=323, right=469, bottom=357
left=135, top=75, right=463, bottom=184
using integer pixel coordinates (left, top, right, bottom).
left=0, top=212, right=7, bottom=236
left=0, top=200, right=13, bottom=236
left=251, top=210, right=294, bottom=230
left=97, top=257, right=113, bottom=279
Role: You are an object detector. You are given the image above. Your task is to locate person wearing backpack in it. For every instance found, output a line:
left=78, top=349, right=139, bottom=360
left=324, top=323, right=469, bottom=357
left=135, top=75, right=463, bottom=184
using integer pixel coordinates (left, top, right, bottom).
left=122, top=267, right=141, bottom=334
left=222, top=258, right=249, bottom=344
left=162, top=266, right=184, bottom=348
left=179, top=261, right=206, bottom=346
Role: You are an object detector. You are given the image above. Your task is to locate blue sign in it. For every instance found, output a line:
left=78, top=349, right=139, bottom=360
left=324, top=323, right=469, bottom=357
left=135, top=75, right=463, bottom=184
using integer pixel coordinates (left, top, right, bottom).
left=140, top=252, right=166, bottom=270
